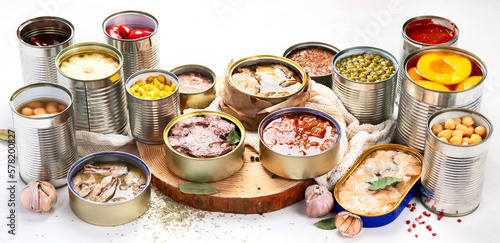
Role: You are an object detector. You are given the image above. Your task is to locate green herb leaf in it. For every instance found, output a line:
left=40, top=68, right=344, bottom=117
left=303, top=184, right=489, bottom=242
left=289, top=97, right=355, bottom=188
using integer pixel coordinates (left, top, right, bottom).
left=314, top=217, right=337, bottom=230
left=179, top=182, right=219, bottom=195
left=227, top=129, right=241, bottom=145
left=368, top=177, right=404, bottom=190
left=0, top=129, right=12, bottom=141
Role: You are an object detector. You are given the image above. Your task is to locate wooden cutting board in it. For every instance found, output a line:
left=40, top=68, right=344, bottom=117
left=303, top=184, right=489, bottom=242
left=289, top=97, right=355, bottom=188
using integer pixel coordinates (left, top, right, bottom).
left=136, top=142, right=314, bottom=214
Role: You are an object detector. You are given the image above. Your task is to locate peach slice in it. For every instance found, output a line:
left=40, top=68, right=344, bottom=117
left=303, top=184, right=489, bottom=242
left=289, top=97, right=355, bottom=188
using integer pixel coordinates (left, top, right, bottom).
left=407, top=67, right=427, bottom=81
left=455, top=76, right=482, bottom=91
left=416, top=52, right=472, bottom=85
left=415, top=80, right=451, bottom=91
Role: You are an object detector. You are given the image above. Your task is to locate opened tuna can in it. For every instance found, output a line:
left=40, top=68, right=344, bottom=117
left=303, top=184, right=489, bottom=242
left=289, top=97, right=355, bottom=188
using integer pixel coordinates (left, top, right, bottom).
left=67, top=151, right=151, bottom=226
left=420, top=108, right=492, bottom=216
left=17, top=16, right=74, bottom=84
left=395, top=16, right=458, bottom=105
left=126, top=69, right=180, bottom=144
left=171, top=64, right=217, bottom=112
left=10, top=83, right=76, bottom=188
left=56, top=42, right=128, bottom=135
left=103, top=11, right=160, bottom=80
left=395, top=46, right=486, bottom=153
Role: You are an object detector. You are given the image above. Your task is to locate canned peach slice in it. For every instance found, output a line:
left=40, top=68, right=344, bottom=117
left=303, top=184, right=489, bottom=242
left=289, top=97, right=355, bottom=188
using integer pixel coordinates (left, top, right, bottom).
left=416, top=80, right=451, bottom=91
left=416, top=52, right=471, bottom=85
left=455, top=76, right=482, bottom=91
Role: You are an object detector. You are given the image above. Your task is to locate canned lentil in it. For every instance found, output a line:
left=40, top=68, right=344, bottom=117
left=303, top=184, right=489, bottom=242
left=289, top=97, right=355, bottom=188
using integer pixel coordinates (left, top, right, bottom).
left=17, top=16, right=74, bottom=85
left=420, top=108, right=492, bottom=216
left=10, top=83, right=76, bottom=188
left=103, top=11, right=160, bottom=80
left=171, top=64, right=216, bottom=112
left=56, top=42, right=129, bottom=135
left=395, top=46, right=486, bottom=153
left=332, top=46, right=398, bottom=124
left=126, top=69, right=180, bottom=144
left=395, top=16, right=458, bottom=105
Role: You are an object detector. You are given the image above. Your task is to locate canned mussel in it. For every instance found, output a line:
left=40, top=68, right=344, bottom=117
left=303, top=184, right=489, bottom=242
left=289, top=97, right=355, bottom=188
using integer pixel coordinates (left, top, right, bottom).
left=395, top=15, right=459, bottom=105
left=56, top=42, right=129, bottom=135
left=258, top=108, right=342, bottom=180
left=332, top=46, right=399, bottom=125
left=395, top=46, right=486, bottom=153
left=164, top=111, right=245, bottom=182
left=68, top=151, right=151, bottom=226
left=171, top=64, right=217, bottom=112
left=334, top=144, right=423, bottom=227
left=126, top=69, right=180, bottom=144
left=421, top=108, right=492, bottom=216
left=284, top=42, right=340, bottom=88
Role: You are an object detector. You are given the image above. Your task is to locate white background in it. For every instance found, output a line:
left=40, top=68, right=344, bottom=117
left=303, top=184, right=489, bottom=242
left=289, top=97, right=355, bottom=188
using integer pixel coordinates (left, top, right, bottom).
left=0, top=0, right=499, bottom=242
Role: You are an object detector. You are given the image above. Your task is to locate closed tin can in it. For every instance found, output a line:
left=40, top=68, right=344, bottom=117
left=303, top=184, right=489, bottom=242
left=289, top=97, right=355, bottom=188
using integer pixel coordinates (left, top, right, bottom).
left=420, top=108, right=492, bottom=216
left=56, top=42, right=128, bottom=135
left=17, top=16, right=74, bottom=85
left=67, top=151, right=151, bottom=226
left=171, top=64, right=217, bottom=112
left=283, top=42, right=340, bottom=88
left=103, top=11, right=160, bottom=80
left=126, top=69, right=180, bottom=144
left=395, top=46, right=486, bottom=153
left=395, top=16, right=458, bottom=105
left=258, top=107, right=342, bottom=180
left=10, top=83, right=76, bottom=188
left=332, top=46, right=398, bottom=124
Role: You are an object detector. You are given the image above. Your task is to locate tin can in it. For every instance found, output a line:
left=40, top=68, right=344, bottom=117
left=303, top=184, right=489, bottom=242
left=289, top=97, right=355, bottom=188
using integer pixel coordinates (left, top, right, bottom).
left=420, top=108, right=492, bottom=216
left=334, top=144, right=423, bottom=227
left=67, top=151, right=151, bottom=226
left=258, top=107, right=342, bottom=180
left=10, top=83, right=76, bottom=188
left=103, top=11, right=160, bottom=80
left=126, top=69, right=180, bottom=144
left=164, top=111, right=245, bottom=182
left=395, top=16, right=458, bottom=105
left=17, top=16, right=74, bottom=85
left=395, top=46, right=486, bottom=153
left=283, top=42, right=340, bottom=88
left=56, top=42, right=128, bottom=135
left=171, top=64, right=217, bottom=112
left=332, top=46, right=398, bottom=124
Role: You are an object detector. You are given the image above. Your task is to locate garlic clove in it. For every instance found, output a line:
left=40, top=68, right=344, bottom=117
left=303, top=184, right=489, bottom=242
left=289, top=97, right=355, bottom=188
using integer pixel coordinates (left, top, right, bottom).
left=335, top=211, right=363, bottom=237
left=305, top=184, right=334, bottom=217
left=20, top=180, right=57, bottom=213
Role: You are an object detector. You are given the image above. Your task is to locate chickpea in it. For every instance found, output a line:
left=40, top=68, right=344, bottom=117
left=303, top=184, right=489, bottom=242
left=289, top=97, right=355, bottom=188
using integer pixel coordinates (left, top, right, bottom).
left=58, top=104, right=67, bottom=112
left=444, top=119, right=456, bottom=130
left=464, top=126, right=475, bottom=137
left=432, top=123, right=444, bottom=136
left=33, top=107, right=47, bottom=116
left=452, top=130, right=463, bottom=138
left=475, top=126, right=487, bottom=137
left=462, top=141, right=469, bottom=145
left=462, top=137, right=470, bottom=143
left=437, top=129, right=453, bottom=141
left=469, top=134, right=482, bottom=144
left=27, top=102, right=43, bottom=109
left=21, top=107, right=34, bottom=116
left=438, top=137, right=449, bottom=143
left=450, top=136, right=463, bottom=145
left=455, top=124, right=468, bottom=135
left=46, top=102, right=59, bottom=114
left=462, top=116, right=474, bottom=126
left=452, top=118, right=462, bottom=126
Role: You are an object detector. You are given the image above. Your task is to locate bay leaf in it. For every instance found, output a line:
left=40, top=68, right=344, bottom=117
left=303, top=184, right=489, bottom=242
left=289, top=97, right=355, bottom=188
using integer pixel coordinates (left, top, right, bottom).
left=179, top=182, right=219, bottom=195
left=227, top=129, right=240, bottom=145
left=315, top=217, right=337, bottom=230
left=0, top=129, right=12, bottom=141
left=368, top=177, right=404, bottom=190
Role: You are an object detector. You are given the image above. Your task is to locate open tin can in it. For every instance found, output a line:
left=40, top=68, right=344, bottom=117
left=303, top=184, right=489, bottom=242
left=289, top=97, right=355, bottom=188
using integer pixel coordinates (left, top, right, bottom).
left=103, top=11, right=160, bottom=80
left=17, top=16, right=74, bottom=84
left=420, top=108, right=492, bottom=216
left=171, top=64, right=217, bottom=112
left=334, top=144, right=423, bottom=227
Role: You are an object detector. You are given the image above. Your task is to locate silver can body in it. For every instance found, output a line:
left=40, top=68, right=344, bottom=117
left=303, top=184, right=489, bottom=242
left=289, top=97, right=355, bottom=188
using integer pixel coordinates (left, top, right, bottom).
left=17, top=16, right=74, bottom=85
left=395, top=16, right=458, bottom=106
left=103, top=11, right=160, bottom=80
left=332, top=46, right=398, bottom=125
left=420, top=108, right=492, bottom=216
left=56, top=42, right=128, bottom=135
left=395, top=46, right=486, bottom=153
left=10, top=83, right=77, bottom=187
left=126, top=69, right=180, bottom=144
left=171, top=64, right=217, bottom=113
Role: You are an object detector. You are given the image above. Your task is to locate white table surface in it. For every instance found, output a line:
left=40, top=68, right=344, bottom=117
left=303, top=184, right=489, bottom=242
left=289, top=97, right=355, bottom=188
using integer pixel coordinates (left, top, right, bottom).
left=1, top=0, right=499, bottom=242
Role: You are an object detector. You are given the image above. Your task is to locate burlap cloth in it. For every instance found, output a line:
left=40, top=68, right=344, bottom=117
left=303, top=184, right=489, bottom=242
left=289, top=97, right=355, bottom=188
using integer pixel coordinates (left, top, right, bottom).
left=76, top=80, right=395, bottom=190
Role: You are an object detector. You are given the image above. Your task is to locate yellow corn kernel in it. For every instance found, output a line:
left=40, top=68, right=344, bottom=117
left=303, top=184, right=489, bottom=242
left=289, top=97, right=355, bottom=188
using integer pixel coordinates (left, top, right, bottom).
left=170, top=83, right=177, bottom=92
left=143, top=96, right=151, bottom=100
left=133, top=93, right=141, bottom=98
left=147, top=76, right=154, bottom=82
left=159, top=83, right=164, bottom=90
left=137, top=87, right=146, bottom=95
left=159, top=90, right=166, bottom=97
left=131, top=83, right=140, bottom=91
left=129, top=88, right=136, bottom=95
left=163, top=85, right=170, bottom=92
left=154, top=80, right=162, bottom=88
left=157, top=75, right=166, bottom=83
left=166, top=90, right=172, bottom=96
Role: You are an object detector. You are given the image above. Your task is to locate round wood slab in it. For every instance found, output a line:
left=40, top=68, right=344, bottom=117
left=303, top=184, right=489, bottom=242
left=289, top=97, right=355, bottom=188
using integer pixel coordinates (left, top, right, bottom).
left=136, top=142, right=314, bottom=214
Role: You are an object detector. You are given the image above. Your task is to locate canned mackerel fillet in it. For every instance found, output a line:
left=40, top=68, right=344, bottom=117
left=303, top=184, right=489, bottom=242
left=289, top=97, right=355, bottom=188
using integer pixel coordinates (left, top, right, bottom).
left=17, top=16, right=74, bottom=85
left=10, top=83, right=77, bottom=188
left=56, top=42, right=129, bottom=135
left=420, top=108, right=492, bottom=216
left=395, top=46, right=486, bottom=153
left=395, top=16, right=458, bottom=105
left=103, top=11, right=160, bottom=80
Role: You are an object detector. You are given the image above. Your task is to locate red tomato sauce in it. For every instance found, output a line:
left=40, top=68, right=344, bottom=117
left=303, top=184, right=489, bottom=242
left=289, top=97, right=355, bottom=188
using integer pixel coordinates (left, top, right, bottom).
left=262, top=113, right=338, bottom=156
left=405, top=19, right=455, bottom=44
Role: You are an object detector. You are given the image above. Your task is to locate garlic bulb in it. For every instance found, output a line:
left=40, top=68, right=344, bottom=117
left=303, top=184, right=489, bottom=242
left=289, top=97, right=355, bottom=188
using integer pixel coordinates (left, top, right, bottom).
left=305, top=184, right=334, bottom=217
left=335, top=211, right=363, bottom=237
left=20, top=181, right=58, bottom=213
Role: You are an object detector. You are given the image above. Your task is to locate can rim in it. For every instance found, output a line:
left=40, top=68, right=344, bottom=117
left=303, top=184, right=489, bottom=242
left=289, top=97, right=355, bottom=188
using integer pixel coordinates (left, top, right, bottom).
left=283, top=41, right=340, bottom=78
left=402, top=15, right=459, bottom=47
left=170, top=64, right=217, bottom=95
left=102, top=10, right=159, bottom=41
left=17, top=16, right=74, bottom=48
left=126, top=69, right=179, bottom=100
left=257, top=107, right=343, bottom=158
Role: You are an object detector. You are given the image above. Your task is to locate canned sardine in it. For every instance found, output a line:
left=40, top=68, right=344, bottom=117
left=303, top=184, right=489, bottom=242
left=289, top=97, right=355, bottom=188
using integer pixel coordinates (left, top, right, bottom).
left=17, top=16, right=74, bottom=85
